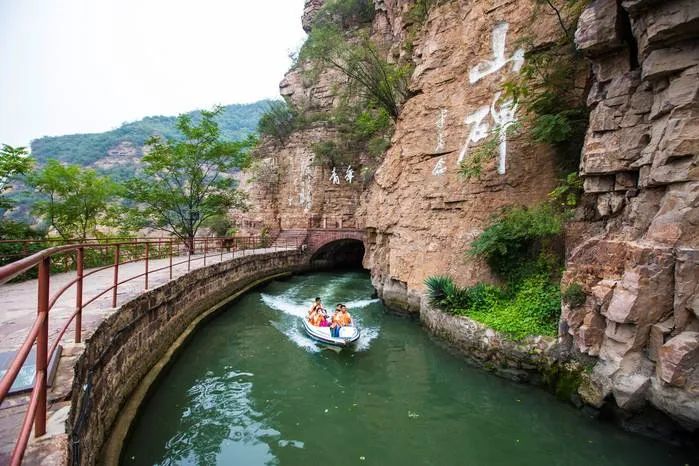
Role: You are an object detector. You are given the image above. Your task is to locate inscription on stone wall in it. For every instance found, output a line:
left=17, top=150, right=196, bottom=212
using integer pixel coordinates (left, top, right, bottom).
left=433, top=21, right=524, bottom=177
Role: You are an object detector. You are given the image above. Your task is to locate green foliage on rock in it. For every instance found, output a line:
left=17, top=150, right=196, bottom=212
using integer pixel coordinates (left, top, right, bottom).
left=562, top=282, right=586, bottom=308
left=311, top=101, right=393, bottom=168
left=424, top=273, right=559, bottom=340
left=502, top=0, right=589, bottom=171
left=300, top=25, right=411, bottom=121
left=424, top=275, right=457, bottom=306
left=469, top=203, right=563, bottom=278
left=313, top=0, right=375, bottom=28
left=257, top=101, right=299, bottom=144
left=123, top=107, right=254, bottom=247
left=29, top=160, right=121, bottom=240
left=548, top=171, right=584, bottom=208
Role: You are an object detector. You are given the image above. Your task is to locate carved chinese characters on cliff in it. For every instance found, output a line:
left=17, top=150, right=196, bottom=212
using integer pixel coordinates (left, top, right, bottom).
left=344, top=166, right=354, bottom=184
left=329, top=167, right=340, bottom=185
left=297, top=157, right=313, bottom=212
left=327, top=166, right=355, bottom=184
left=432, top=22, right=524, bottom=177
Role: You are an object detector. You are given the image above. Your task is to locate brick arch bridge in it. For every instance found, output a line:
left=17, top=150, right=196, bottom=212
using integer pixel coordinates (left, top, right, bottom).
left=272, top=228, right=367, bottom=256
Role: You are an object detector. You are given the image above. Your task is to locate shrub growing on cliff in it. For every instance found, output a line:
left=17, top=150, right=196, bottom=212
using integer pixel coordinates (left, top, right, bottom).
left=311, top=102, right=393, bottom=167
left=300, top=25, right=411, bottom=120
left=257, top=101, right=299, bottom=144
left=562, top=282, right=586, bottom=308
left=469, top=204, right=563, bottom=278
left=314, top=0, right=375, bottom=28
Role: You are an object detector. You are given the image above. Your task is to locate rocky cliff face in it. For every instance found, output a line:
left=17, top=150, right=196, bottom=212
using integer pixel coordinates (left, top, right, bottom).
left=238, top=3, right=365, bottom=235
left=561, top=0, right=699, bottom=430
left=243, top=0, right=698, bottom=431
left=360, top=0, right=566, bottom=311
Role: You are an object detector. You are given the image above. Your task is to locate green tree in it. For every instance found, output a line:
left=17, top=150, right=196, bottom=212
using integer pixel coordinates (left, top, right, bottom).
left=0, top=144, right=34, bottom=209
left=29, top=160, right=120, bottom=240
left=124, top=107, right=253, bottom=251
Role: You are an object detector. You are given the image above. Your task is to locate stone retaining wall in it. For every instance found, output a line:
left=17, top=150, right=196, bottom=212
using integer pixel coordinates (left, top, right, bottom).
left=420, top=305, right=570, bottom=386
left=66, top=250, right=306, bottom=465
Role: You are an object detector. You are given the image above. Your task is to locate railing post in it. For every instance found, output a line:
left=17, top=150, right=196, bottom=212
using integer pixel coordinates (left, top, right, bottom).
left=35, top=256, right=50, bottom=437
left=75, top=247, right=84, bottom=343
left=220, top=239, right=224, bottom=262
left=144, top=242, right=150, bottom=290
left=169, top=240, right=173, bottom=280
left=112, top=244, right=120, bottom=308
left=187, top=238, right=192, bottom=272
left=204, top=238, right=208, bottom=266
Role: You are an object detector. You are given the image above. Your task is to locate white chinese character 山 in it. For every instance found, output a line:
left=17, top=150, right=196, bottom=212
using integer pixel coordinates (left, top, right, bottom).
left=469, top=22, right=525, bottom=84
left=432, top=157, right=447, bottom=176
left=344, top=165, right=355, bottom=184
left=490, top=92, right=518, bottom=175
left=457, top=106, right=490, bottom=165
left=329, top=167, right=340, bottom=185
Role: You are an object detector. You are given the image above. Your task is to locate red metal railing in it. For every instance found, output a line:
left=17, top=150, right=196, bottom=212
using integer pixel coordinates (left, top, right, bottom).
left=0, top=235, right=301, bottom=465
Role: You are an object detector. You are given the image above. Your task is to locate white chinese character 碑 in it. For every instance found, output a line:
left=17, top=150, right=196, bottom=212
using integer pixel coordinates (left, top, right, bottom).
left=329, top=167, right=340, bottom=184
left=344, top=165, right=354, bottom=184
left=490, top=92, right=518, bottom=175
left=469, top=22, right=525, bottom=84
left=432, top=157, right=447, bottom=176
left=457, top=106, right=490, bottom=165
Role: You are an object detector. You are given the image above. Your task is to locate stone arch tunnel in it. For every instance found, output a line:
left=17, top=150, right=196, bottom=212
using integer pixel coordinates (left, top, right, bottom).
left=306, top=229, right=367, bottom=269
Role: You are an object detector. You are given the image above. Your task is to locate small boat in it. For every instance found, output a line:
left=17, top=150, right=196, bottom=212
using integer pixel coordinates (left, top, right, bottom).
left=302, top=318, right=360, bottom=347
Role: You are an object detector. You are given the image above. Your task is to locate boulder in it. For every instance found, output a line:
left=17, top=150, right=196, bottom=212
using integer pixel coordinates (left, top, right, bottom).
left=604, top=245, right=674, bottom=325
left=584, top=175, right=615, bottom=193
left=642, top=41, right=699, bottom=81
left=576, top=0, right=624, bottom=56
left=648, top=377, right=699, bottom=429
left=674, top=248, right=699, bottom=331
left=648, top=317, right=674, bottom=362
left=578, top=311, right=606, bottom=356
left=642, top=0, right=699, bottom=51
left=657, top=331, right=699, bottom=387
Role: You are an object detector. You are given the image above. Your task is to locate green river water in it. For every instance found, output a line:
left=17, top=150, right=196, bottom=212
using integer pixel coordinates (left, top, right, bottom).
left=121, top=271, right=693, bottom=465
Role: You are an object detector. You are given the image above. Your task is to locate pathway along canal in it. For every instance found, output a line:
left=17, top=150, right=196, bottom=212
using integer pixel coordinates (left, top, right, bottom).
left=121, top=271, right=692, bottom=465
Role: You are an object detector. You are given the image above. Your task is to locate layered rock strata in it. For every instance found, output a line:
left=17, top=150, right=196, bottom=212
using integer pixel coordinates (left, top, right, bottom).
left=242, top=0, right=698, bottom=432
left=562, top=0, right=699, bottom=429
left=360, top=0, right=566, bottom=311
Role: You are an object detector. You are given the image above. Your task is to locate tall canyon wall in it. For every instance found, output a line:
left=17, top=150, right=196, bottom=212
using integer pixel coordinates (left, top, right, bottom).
left=563, top=0, right=699, bottom=429
left=241, top=0, right=698, bottom=430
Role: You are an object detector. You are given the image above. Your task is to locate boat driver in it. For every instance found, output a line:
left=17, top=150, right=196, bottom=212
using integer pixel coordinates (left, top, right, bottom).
left=330, top=304, right=352, bottom=337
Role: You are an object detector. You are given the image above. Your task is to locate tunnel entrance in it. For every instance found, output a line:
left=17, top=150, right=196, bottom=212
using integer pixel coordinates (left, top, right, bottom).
left=309, top=239, right=365, bottom=269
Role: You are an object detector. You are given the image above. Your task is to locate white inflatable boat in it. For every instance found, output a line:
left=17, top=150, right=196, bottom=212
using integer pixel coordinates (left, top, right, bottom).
left=302, top=318, right=360, bottom=347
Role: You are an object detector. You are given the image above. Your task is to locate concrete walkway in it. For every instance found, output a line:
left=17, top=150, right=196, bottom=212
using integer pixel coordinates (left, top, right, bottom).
left=0, top=246, right=296, bottom=462
left=0, top=247, right=295, bottom=352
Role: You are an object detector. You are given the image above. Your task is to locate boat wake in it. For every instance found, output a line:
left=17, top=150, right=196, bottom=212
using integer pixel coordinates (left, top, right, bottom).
left=260, top=279, right=381, bottom=352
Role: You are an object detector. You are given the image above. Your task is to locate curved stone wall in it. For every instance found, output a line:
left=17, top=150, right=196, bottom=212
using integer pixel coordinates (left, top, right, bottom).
left=63, top=251, right=307, bottom=465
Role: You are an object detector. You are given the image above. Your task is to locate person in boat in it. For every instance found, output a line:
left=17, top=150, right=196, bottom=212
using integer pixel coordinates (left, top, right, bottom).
left=337, top=304, right=353, bottom=327
left=330, top=304, right=343, bottom=337
left=307, top=296, right=326, bottom=321
left=317, top=310, right=330, bottom=327
left=308, top=297, right=323, bottom=319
